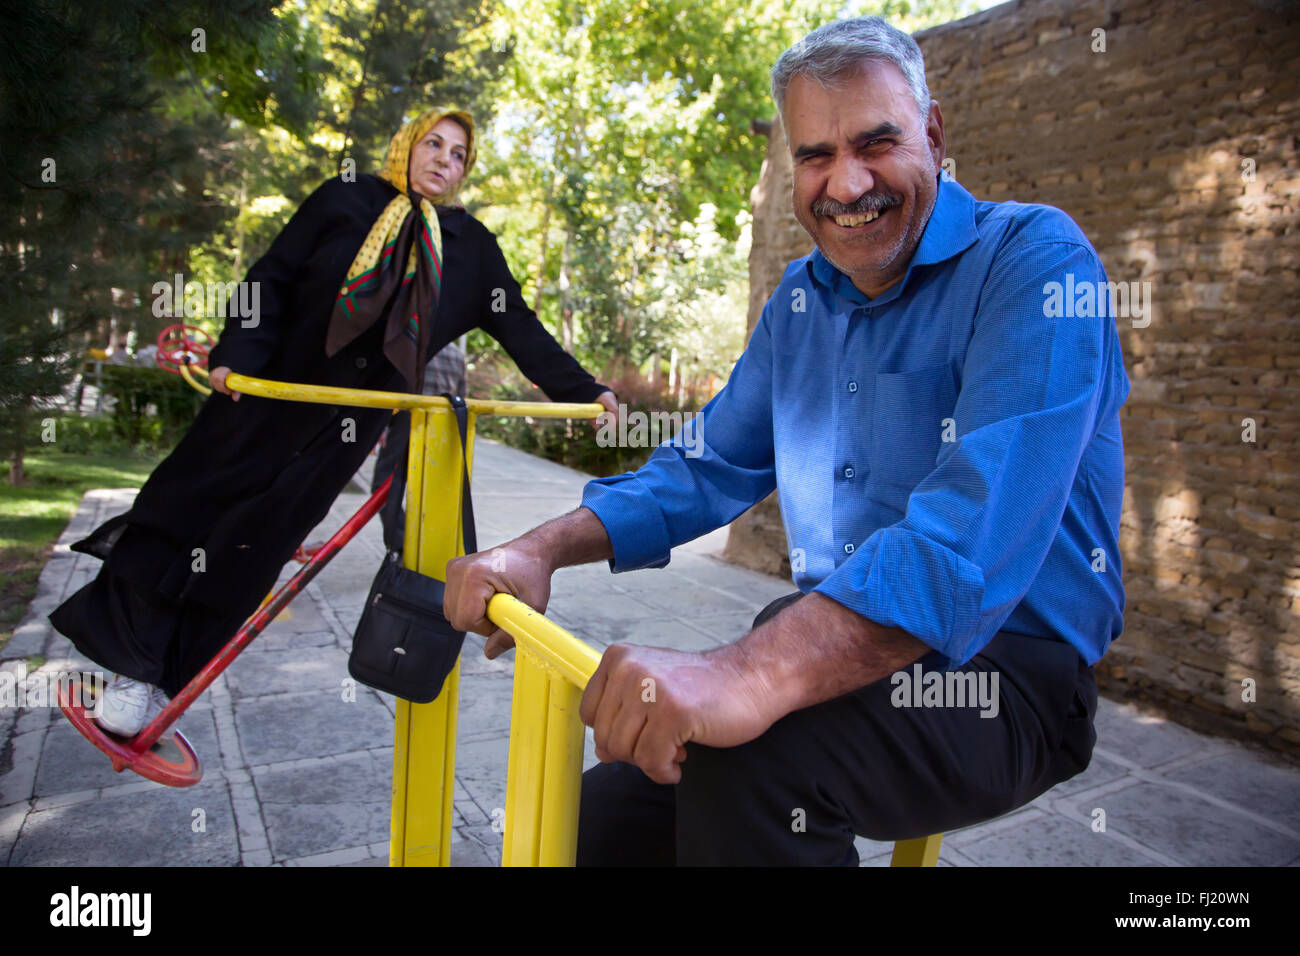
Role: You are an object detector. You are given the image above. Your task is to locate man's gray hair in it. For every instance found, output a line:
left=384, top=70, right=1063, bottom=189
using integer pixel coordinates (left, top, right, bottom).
left=771, top=17, right=931, bottom=125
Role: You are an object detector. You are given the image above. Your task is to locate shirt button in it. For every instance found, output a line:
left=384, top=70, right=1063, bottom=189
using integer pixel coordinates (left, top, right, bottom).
left=847, top=381, right=858, bottom=393
left=355, top=357, right=367, bottom=369
left=843, top=466, right=855, bottom=479
left=844, top=543, right=855, bottom=555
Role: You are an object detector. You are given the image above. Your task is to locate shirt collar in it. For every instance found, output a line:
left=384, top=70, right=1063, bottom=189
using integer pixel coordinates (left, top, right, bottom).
left=807, top=174, right=979, bottom=306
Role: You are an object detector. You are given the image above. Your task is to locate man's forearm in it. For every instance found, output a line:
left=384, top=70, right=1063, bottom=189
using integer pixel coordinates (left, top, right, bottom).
left=512, top=511, right=930, bottom=724
left=516, top=506, right=613, bottom=571
left=714, top=592, right=932, bottom=722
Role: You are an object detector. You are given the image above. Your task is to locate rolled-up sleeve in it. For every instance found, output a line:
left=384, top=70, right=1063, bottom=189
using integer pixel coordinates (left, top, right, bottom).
left=814, top=239, right=1112, bottom=665
left=581, top=305, right=779, bottom=572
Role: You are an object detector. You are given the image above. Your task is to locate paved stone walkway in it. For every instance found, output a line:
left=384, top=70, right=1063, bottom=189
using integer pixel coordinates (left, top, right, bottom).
left=2, top=439, right=1298, bottom=866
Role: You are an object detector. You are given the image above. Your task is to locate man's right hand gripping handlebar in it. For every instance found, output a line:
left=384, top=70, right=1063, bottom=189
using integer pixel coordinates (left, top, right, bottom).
left=444, top=506, right=614, bottom=659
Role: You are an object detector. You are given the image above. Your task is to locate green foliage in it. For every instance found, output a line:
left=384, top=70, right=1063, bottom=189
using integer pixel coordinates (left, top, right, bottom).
left=0, top=0, right=318, bottom=482
left=0, top=0, right=982, bottom=488
left=467, top=0, right=979, bottom=383
left=30, top=415, right=133, bottom=457
left=98, top=367, right=206, bottom=449
left=0, top=0, right=501, bottom=482
left=23, top=372, right=203, bottom=454
left=0, top=449, right=162, bottom=647
left=474, top=364, right=709, bottom=478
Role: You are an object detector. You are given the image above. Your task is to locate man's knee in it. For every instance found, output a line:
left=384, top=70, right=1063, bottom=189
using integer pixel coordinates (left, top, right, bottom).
left=1020, top=664, right=1099, bottom=802
left=576, top=761, right=675, bottom=867
left=675, top=733, right=859, bottom=865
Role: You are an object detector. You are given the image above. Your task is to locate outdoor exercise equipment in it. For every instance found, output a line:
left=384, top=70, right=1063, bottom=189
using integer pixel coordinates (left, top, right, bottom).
left=56, top=328, right=944, bottom=864
left=56, top=326, right=396, bottom=787
left=155, top=323, right=214, bottom=376
left=55, top=325, right=601, bottom=795
left=56, top=476, right=390, bottom=787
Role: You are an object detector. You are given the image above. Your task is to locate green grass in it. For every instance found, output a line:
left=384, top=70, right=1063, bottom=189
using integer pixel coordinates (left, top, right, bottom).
left=0, top=450, right=163, bottom=649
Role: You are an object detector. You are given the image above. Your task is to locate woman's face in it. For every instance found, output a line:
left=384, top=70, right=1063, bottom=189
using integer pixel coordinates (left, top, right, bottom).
left=408, top=117, right=469, bottom=201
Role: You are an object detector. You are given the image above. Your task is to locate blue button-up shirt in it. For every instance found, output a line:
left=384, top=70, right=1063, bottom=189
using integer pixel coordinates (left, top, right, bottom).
left=581, top=176, right=1130, bottom=667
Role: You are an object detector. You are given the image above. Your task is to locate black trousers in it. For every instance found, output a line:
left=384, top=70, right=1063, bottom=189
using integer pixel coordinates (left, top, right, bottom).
left=50, top=568, right=249, bottom=699
left=371, top=411, right=410, bottom=553
left=575, top=592, right=1098, bottom=866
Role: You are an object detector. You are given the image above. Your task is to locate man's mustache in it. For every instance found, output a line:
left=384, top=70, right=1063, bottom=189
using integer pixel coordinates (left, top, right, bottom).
left=811, top=192, right=902, bottom=218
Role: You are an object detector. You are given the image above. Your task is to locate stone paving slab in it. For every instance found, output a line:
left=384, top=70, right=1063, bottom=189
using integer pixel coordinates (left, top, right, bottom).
left=3, top=437, right=1299, bottom=868
left=947, top=812, right=1164, bottom=867
left=222, top=645, right=354, bottom=700
left=231, top=690, right=393, bottom=767
left=1160, top=751, right=1300, bottom=832
left=9, top=779, right=241, bottom=867
left=1073, top=782, right=1300, bottom=867
left=253, top=751, right=391, bottom=861
left=34, top=710, right=219, bottom=798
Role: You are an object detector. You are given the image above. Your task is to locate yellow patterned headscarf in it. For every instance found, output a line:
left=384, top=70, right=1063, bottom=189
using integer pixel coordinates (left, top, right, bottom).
left=325, top=108, right=477, bottom=391
left=378, top=107, right=477, bottom=203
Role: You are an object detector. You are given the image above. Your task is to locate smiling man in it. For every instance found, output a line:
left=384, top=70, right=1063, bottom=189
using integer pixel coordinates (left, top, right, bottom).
left=446, top=16, right=1130, bottom=866
left=788, top=66, right=937, bottom=298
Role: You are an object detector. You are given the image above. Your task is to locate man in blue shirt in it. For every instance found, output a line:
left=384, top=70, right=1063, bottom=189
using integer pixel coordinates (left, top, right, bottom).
left=447, top=16, right=1129, bottom=865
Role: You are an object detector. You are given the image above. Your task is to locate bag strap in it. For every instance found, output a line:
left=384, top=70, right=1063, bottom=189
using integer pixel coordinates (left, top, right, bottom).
left=379, top=419, right=409, bottom=554
left=380, top=394, right=476, bottom=558
left=444, top=394, right=477, bottom=555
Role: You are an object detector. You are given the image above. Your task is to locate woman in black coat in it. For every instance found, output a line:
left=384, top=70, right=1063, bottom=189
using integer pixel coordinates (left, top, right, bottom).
left=50, top=107, right=614, bottom=736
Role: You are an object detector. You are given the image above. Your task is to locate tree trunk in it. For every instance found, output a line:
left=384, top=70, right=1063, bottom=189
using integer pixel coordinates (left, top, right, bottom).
left=232, top=163, right=248, bottom=280
left=533, top=175, right=556, bottom=315
left=559, top=233, right=573, bottom=353
left=8, top=407, right=26, bottom=485
left=336, top=0, right=387, bottom=169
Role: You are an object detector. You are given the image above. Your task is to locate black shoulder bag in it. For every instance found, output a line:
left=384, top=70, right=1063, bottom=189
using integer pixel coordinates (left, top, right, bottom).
left=348, top=395, right=476, bottom=703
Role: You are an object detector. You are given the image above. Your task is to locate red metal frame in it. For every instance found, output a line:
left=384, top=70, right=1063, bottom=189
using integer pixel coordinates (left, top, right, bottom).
left=155, top=324, right=214, bottom=375
left=58, top=476, right=392, bottom=787
left=56, top=685, right=203, bottom=788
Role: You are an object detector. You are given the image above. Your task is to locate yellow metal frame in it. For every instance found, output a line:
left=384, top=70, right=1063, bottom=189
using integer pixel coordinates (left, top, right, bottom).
left=178, top=363, right=212, bottom=395
left=484, top=587, right=943, bottom=868
left=891, top=834, right=944, bottom=867
left=183, top=365, right=578, bottom=418
left=377, top=393, right=604, bottom=867
left=181, top=366, right=943, bottom=867
left=489, top=594, right=601, bottom=865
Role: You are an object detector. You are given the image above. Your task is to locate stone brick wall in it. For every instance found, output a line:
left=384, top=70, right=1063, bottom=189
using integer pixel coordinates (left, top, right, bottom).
left=727, top=0, right=1300, bottom=758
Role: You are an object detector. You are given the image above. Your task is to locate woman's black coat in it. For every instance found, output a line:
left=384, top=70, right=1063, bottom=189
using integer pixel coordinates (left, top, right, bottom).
left=67, top=173, right=607, bottom=625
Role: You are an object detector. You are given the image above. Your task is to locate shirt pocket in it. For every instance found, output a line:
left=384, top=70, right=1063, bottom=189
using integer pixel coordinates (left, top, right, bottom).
left=869, top=363, right=958, bottom=497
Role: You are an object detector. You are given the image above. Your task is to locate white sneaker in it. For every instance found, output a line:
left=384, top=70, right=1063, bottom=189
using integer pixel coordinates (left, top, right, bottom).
left=97, top=676, right=168, bottom=737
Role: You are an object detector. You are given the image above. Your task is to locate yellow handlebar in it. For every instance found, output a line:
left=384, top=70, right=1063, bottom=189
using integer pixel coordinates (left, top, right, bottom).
left=487, top=593, right=602, bottom=688
left=180, top=363, right=604, bottom=419
left=179, top=363, right=212, bottom=396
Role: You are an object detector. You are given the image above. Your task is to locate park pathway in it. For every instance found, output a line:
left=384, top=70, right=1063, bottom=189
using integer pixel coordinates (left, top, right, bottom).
left=2, top=439, right=1298, bottom=866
